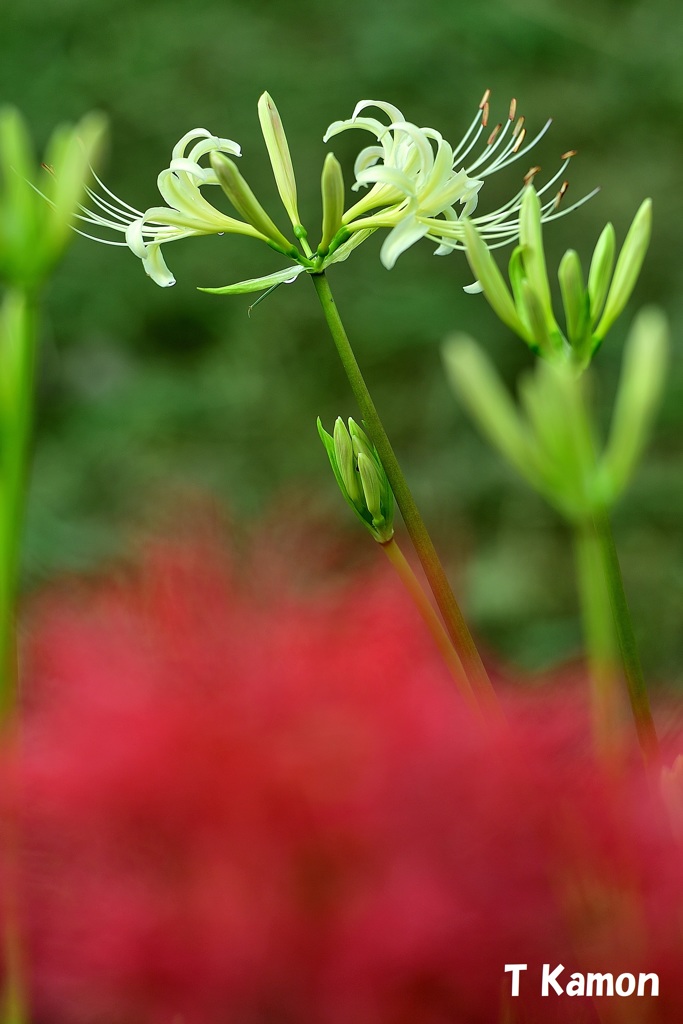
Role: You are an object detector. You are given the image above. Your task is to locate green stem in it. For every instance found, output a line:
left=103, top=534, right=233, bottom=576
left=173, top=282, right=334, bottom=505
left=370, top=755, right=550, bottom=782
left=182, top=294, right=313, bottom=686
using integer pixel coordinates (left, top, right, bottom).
left=0, top=286, right=36, bottom=1024
left=0, top=288, right=36, bottom=722
left=592, top=506, right=659, bottom=765
left=573, top=520, right=624, bottom=758
left=311, top=272, right=496, bottom=707
left=381, top=537, right=478, bottom=711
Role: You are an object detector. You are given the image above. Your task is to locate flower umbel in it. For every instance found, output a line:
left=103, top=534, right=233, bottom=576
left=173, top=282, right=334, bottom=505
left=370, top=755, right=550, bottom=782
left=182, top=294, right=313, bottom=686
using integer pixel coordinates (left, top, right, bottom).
left=81, top=91, right=592, bottom=295
left=77, top=129, right=269, bottom=287
left=324, top=91, right=596, bottom=269
left=463, top=187, right=651, bottom=368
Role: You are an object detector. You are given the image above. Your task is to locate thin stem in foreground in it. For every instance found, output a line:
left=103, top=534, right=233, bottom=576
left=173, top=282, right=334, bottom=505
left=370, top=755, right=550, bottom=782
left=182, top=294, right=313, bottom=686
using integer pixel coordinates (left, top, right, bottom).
left=0, top=286, right=36, bottom=1024
left=311, top=272, right=496, bottom=708
left=381, top=537, right=478, bottom=711
left=592, top=507, right=659, bottom=765
left=0, top=288, right=36, bottom=721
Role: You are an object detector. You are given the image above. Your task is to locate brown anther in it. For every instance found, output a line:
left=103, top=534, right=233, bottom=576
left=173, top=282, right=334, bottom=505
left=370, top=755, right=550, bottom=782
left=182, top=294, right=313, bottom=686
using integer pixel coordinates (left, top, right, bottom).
left=561, top=149, right=578, bottom=160
left=524, top=165, right=541, bottom=185
left=41, top=162, right=55, bottom=175
left=479, top=88, right=491, bottom=110
left=512, top=127, right=526, bottom=153
left=554, top=181, right=569, bottom=208
left=481, top=102, right=490, bottom=127
left=509, top=98, right=517, bottom=120
left=512, top=115, right=525, bottom=137
left=487, top=123, right=502, bottom=145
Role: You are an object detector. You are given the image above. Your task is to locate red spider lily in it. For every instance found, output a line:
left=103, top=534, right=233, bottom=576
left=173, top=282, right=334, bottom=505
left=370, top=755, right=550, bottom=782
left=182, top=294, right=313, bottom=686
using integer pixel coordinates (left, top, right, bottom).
left=2, top=538, right=682, bottom=1024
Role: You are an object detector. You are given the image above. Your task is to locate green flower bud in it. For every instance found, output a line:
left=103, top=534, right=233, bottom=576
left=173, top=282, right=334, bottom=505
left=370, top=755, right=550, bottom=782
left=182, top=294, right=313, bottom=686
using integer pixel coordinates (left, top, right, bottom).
left=587, top=222, right=616, bottom=328
left=442, top=334, right=534, bottom=482
left=348, top=417, right=374, bottom=461
left=0, top=107, right=106, bottom=288
left=518, top=279, right=561, bottom=358
left=319, top=153, right=345, bottom=254
left=519, top=186, right=555, bottom=331
left=257, top=91, right=301, bottom=229
left=318, top=416, right=394, bottom=542
left=463, top=220, right=531, bottom=342
left=357, top=451, right=383, bottom=521
left=333, top=416, right=363, bottom=505
left=210, top=153, right=293, bottom=253
left=594, top=199, right=652, bottom=342
left=558, top=248, right=590, bottom=353
left=600, top=306, right=668, bottom=503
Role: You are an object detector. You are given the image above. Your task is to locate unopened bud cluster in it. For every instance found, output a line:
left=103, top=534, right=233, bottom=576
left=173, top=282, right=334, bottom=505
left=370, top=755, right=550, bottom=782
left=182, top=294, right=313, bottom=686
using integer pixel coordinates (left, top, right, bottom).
left=318, top=416, right=394, bottom=542
left=0, top=107, right=106, bottom=289
left=464, top=187, right=652, bottom=371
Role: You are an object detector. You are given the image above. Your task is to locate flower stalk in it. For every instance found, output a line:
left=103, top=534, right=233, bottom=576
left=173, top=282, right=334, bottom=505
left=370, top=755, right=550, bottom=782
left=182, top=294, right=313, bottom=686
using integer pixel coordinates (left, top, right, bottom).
left=592, top=507, right=659, bottom=765
left=380, top=536, right=477, bottom=711
left=311, top=271, right=496, bottom=708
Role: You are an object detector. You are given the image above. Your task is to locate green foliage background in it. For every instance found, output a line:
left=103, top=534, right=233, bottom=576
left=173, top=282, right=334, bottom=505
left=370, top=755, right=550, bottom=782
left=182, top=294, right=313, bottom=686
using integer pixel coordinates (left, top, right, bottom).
left=2, top=0, right=683, bottom=681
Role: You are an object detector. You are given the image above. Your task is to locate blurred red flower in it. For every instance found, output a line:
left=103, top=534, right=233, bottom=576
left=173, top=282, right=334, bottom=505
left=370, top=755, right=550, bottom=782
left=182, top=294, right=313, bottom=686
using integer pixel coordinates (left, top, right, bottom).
left=3, top=537, right=683, bottom=1023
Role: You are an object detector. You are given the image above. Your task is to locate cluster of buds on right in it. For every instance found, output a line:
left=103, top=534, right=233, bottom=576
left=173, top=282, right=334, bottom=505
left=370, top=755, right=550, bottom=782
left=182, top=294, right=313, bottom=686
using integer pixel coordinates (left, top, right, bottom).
left=318, top=416, right=394, bottom=543
left=0, top=106, right=106, bottom=291
left=464, top=186, right=652, bottom=371
left=443, top=307, right=668, bottom=522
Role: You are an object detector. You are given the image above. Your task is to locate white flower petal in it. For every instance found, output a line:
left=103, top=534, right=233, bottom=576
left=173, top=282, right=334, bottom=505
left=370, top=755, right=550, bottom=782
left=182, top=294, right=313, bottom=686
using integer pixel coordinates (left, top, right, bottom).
left=142, top=244, right=176, bottom=287
left=125, top=218, right=148, bottom=259
left=199, top=264, right=306, bottom=295
left=380, top=216, right=428, bottom=270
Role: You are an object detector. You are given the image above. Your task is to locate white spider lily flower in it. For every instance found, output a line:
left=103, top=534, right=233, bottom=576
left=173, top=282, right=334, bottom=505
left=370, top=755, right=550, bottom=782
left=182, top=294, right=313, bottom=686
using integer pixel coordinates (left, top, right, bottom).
left=324, top=93, right=597, bottom=270
left=78, top=129, right=270, bottom=287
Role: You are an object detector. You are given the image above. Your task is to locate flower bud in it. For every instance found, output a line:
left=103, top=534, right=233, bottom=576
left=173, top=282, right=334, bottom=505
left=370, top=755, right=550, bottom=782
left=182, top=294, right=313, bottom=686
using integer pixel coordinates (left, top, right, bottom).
left=594, top=199, right=652, bottom=342
left=518, top=279, right=559, bottom=358
left=0, top=107, right=106, bottom=287
left=519, top=186, right=555, bottom=331
left=558, top=248, right=589, bottom=349
left=257, top=92, right=301, bottom=229
left=463, top=220, right=530, bottom=342
left=442, top=334, right=533, bottom=481
left=318, top=417, right=394, bottom=542
left=210, top=153, right=293, bottom=253
left=333, top=416, right=362, bottom=505
left=319, top=153, right=345, bottom=254
left=587, top=222, right=615, bottom=327
left=600, top=306, right=668, bottom=503
left=357, top=451, right=383, bottom=521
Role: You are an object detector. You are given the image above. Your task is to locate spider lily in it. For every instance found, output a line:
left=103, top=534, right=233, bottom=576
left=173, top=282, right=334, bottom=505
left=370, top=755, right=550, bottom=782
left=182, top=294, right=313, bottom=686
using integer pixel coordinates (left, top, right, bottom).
left=80, top=91, right=592, bottom=297
left=324, top=92, right=597, bottom=270
left=77, top=129, right=276, bottom=287
left=79, top=96, right=373, bottom=293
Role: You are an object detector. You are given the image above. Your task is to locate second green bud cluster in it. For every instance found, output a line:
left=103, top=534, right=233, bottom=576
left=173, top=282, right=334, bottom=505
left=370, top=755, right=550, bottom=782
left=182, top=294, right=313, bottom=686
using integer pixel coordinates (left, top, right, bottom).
left=318, top=416, right=394, bottom=543
left=464, top=187, right=652, bottom=371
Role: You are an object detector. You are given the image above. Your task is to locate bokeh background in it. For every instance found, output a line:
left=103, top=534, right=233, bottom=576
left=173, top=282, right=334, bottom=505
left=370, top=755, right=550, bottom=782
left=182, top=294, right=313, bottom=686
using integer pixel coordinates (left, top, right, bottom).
left=2, top=0, right=682, bottom=682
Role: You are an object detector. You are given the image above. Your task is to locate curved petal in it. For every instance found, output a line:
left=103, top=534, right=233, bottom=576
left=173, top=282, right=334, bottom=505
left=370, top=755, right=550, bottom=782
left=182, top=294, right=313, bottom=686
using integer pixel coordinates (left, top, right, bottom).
left=353, top=145, right=384, bottom=178
left=142, top=244, right=176, bottom=287
left=171, top=129, right=217, bottom=161
left=199, top=264, right=306, bottom=295
left=379, top=215, right=428, bottom=270
left=355, top=164, right=416, bottom=196
left=323, top=116, right=390, bottom=144
left=385, top=121, right=435, bottom=174
left=125, top=218, right=148, bottom=259
left=350, top=100, right=406, bottom=124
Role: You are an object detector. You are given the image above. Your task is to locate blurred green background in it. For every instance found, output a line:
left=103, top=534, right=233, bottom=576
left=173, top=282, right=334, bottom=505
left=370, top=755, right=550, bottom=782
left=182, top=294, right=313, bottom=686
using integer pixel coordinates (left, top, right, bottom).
left=2, top=0, right=683, bottom=682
